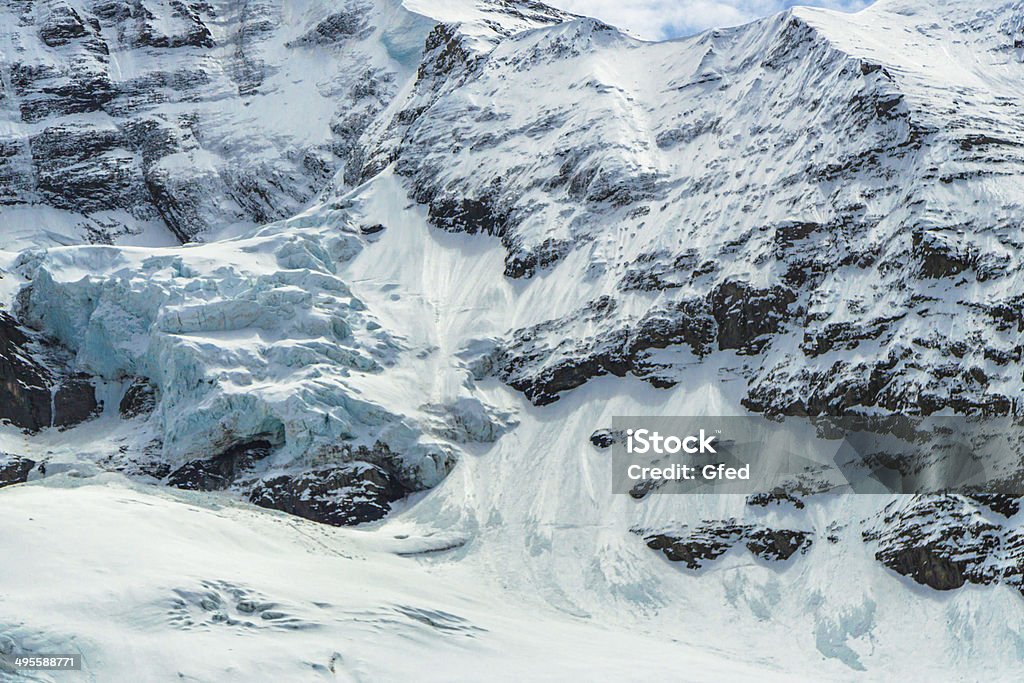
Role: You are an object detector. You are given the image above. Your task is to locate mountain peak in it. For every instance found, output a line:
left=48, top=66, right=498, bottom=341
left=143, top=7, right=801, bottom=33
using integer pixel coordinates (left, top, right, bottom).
left=402, top=0, right=577, bottom=46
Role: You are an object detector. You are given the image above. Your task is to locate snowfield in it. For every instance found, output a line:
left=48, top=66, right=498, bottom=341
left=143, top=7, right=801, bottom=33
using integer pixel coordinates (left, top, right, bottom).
left=2, top=472, right=1021, bottom=682
left=3, top=0, right=1024, bottom=680
left=0, top=476, right=807, bottom=682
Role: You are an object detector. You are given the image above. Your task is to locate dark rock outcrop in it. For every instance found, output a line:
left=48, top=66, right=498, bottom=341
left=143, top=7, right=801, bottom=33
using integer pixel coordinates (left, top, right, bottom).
left=642, top=523, right=747, bottom=570
left=29, top=124, right=135, bottom=212
left=0, top=312, right=53, bottom=431
left=53, top=373, right=101, bottom=428
left=0, top=455, right=36, bottom=489
left=286, top=6, right=372, bottom=47
left=0, top=312, right=100, bottom=430
left=864, top=496, right=1023, bottom=593
left=589, top=428, right=624, bottom=449
left=745, top=528, right=813, bottom=562
left=709, top=281, right=797, bottom=355
left=884, top=546, right=973, bottom=591
left=494, top=283, right=791, bottom=404
left=131, top=1, right=215, bottom=49
left=747, top=488, right=806, bottom=510
left=248, top=462, right=407, bottom=526
left=965, top=493, right=1021, bottom=518
left=637, top=520, right=813, bottom=570
left=913, top=230, right=976, bottom=279
left=120, top=379, right=158, bottom=419
left=166, top=440, right=274, bottom=492
left=39, top=4, right=90, bottom=47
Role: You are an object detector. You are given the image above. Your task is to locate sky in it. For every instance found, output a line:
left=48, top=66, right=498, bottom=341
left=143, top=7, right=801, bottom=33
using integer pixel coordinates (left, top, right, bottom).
left=546, top=0, right=875, bottom=40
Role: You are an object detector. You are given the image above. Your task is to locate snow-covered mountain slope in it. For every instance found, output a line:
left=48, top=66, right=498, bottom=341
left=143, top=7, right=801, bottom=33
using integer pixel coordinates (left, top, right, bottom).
left=3, top=0, right=1024, bottom=679
left=0, top=0, right=571, bottom=250
left=361, top=0, right=1024, bottom=418
left=1, top=476, right=822, bottom=682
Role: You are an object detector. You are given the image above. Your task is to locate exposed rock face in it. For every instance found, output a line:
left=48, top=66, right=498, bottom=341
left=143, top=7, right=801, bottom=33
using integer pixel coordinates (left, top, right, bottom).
left=747, top=489, right=806, bottom=510
left=864, top=496, right=1024, bottom=593
left=639, top=493, right=1024, bottom=598
left=164, top=437, right=424, bottom=527
left=249, top=463, right=407, bottom=526
left=53, top=373, right=100, bottom=428
left=0, top=0, right=419, bottom=247
left=0, top=313, right=53, bottom=431
left=496, top=297, right=631, bottom=406
left=589, top=428, right=623, bottom=449
left=746, top=528, right=814, bottom=562
left=0, top=313, right=98, bottom=431
left=119, top=379, right=157, bottom=419
left=709, top=282, right=796, bottom=355
left=493, top=282, right=795, bottom=404
left=966, top=493, right=1021, bottom=518
left=0, top=455, right=36, bottom=489
left=642, top=523, right=747, bottom=570
left=286, top=6, right=373, bottom=47
left=39, top=4, right=90, bottom=47
left=166, top=440, right=274, bottom=492
left=637, top=521, right=813, bottom=570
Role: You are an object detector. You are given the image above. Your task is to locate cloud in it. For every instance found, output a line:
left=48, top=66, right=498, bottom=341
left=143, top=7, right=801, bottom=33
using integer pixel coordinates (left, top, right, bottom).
left=546, top=0, right=876, bottom=40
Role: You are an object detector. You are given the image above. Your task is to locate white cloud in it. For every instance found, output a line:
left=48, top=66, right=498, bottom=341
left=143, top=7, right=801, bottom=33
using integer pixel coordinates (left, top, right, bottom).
left=546, top=0, right=876, bottom=40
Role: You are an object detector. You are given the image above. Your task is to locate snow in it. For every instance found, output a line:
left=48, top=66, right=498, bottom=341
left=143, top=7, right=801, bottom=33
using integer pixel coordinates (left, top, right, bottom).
left=6, top=165, right=1023, bottom=676
left=1, top=476, right=815, bottom=683
left=3, top=0, right=1024, bottom=679
left=13, top=217, right=473, bottom=489
left=4, top=406, right=1024, bottom=680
